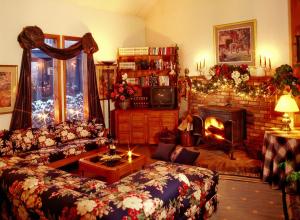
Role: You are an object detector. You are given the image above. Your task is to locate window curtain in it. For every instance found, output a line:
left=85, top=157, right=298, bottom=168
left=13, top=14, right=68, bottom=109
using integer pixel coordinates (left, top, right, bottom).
left=10, top=26, right=104, bottom=130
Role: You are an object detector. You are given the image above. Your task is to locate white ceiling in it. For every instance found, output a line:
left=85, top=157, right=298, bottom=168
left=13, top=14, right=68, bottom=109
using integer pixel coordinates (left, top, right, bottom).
left=63, top=0, right=159, bottom=18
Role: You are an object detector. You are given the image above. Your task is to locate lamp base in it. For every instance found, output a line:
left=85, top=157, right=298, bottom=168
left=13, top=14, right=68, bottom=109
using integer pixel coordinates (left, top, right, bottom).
left=281, top=113, right=292, bottom=131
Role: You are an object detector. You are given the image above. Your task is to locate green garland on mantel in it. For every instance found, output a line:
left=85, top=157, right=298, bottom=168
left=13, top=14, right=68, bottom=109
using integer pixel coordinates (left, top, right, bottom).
left=191, top=64, right=300, bottom=99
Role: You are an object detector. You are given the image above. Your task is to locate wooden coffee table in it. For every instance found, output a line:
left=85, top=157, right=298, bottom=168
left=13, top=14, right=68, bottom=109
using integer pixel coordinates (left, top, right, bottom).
left=78, top=149, right=146, bottom=183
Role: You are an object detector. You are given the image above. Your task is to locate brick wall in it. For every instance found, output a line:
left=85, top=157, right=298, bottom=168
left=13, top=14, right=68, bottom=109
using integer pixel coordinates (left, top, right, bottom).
left=189, top=77, right=284, bottom=158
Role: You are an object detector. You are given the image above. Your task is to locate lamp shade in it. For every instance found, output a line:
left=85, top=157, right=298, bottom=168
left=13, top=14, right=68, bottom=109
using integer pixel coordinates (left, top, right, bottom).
left=275, top=94, right=300, bottom=113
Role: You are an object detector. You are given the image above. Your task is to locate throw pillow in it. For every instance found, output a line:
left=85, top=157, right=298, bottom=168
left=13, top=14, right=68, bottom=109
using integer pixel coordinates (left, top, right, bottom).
left=152, top=142, right=176, bottom=161
left=73, top=121, right=92, bottom=139
left=55, top=123, right=77, bottom=143
left=173, top=148, right=200, bottom=165
left=170, top=145, right=184, bottom=162
left=36, top=129, right=56, bottom=148
left=10, top=128, right=38, bottom=153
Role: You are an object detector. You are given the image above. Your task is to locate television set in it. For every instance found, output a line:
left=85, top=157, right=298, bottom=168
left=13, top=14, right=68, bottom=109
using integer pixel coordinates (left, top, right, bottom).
left=150, top=86, right=176, bottom=109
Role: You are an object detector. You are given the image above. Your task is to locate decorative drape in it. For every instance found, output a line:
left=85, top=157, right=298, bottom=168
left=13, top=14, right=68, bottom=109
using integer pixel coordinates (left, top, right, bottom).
left=10, top=26, right=104, bottom=130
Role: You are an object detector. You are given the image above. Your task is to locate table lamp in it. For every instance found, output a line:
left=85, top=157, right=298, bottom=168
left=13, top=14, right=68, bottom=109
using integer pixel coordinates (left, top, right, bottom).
left=275, top=93, right=299, bottom=131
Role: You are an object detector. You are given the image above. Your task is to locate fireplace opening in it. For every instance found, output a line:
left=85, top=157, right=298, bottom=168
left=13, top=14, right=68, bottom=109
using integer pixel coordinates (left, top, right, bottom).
left=205, top=117, right=234, bottom=143
left=196, top=105, right=247, bottom=160
left=205, top=117, right=225, bottom=140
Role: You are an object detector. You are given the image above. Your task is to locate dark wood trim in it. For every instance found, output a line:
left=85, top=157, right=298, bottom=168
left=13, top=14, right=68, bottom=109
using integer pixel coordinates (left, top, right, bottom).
left=43, top=34, right=62, bottom=123
left=61, top=36, right=88, bottom=120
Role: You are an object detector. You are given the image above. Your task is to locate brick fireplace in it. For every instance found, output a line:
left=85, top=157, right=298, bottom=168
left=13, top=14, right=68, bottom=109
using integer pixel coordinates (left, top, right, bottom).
left=189, top=77, right=285, bottom=158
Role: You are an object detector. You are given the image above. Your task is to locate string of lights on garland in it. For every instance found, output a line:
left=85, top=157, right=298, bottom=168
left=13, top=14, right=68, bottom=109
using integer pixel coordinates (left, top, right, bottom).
left=191, top=64, right=300, bottom=99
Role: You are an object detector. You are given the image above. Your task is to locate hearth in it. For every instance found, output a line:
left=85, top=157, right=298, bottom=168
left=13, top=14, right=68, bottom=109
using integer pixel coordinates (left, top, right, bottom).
left=196, top=105, right=246, bottom=159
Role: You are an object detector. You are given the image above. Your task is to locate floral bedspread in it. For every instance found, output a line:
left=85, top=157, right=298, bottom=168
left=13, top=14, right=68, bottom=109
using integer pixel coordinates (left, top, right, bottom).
left=0, top=157, right=218, bottom=219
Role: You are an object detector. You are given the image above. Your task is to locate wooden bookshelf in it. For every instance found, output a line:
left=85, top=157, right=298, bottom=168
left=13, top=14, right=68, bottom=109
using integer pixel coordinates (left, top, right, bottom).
left=117, top=46, right=179, bottom=87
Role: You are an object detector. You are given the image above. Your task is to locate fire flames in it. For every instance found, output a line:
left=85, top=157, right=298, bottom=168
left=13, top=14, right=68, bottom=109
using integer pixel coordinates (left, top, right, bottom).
left=205, top=117, right=225, bottom=140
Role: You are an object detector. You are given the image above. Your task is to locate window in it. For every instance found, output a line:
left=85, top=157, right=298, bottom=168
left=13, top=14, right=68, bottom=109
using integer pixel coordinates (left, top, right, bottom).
left=31, top=34, right=61, bottom=128
left=31, top=34, right=87, bottom=128
left=63, top=36, right=86, bottom=121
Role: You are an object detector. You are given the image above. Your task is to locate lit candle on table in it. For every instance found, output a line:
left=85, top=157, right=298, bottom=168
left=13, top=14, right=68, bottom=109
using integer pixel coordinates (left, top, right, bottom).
left=128, top=150, right=132, bottom=158
left=128, top=150, right=132, bottom=163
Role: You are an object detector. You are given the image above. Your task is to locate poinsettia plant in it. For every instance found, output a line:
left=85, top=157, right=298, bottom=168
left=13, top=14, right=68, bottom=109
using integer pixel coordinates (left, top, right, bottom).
left=206, top=64, right=250, bottom=84
left=271, top=64, right=300, bottom=96
left=111, top=75, right=138, bottom=101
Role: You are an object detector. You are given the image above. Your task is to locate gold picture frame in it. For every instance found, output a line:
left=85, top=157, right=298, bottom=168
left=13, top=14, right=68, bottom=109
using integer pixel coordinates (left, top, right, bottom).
left=0, top=65, right=18, bottom=114
left=214, top=19, right=256, bottom=66
left=95, top=63, right=117, bottom=100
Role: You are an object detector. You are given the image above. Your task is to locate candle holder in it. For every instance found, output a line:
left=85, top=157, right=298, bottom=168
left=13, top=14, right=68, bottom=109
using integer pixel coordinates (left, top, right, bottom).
left=196, top=59, right=206, bottom=76
left=258, top=55, right=272, bottom=76
left=109, top=144, right=116, bottom=155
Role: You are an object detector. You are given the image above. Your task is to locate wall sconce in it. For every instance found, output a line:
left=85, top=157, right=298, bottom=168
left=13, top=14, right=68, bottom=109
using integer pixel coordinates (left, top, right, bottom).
left=275, top=93, right=299, bottom=131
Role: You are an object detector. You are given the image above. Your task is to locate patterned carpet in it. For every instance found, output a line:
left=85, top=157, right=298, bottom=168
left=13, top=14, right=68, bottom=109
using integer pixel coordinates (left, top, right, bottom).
left=211, top=175, right=284, bottom=220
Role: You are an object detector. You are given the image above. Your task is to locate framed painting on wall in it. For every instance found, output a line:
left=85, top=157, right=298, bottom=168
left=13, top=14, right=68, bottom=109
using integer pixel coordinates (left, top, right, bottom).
left=214, top=19, right=256, bottom=66
left=0, top=65, right=18, bottom=114
left=96, top=63, right=117, bottom=100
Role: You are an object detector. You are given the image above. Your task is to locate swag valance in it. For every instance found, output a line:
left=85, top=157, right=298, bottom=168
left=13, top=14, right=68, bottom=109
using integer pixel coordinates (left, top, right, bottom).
left=10, top=26, right=104, bottom=130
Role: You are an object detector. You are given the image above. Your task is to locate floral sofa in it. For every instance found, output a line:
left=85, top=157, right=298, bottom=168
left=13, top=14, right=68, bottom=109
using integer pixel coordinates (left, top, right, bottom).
left=0, top=120, right=106, bottom=167
left=0, top=121, right=218, bottom=219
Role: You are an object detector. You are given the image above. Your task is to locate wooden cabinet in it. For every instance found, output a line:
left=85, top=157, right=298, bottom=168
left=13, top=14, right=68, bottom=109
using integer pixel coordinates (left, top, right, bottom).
left=115, top=109, right=178, bottom=144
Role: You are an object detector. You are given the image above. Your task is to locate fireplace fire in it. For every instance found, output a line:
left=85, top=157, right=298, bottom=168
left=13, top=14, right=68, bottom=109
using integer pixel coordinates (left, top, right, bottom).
left=205, top=117, right=225, bottom=140
left=198, top=105, right=247, bottom=159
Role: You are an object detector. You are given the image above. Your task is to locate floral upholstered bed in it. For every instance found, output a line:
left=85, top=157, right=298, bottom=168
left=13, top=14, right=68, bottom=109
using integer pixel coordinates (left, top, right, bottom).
left=0, top=156, right=218, bottom=219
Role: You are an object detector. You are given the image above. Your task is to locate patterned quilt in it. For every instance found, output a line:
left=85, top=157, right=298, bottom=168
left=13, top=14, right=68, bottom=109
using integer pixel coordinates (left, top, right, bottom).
left=0, top=157, right=218, bottom=220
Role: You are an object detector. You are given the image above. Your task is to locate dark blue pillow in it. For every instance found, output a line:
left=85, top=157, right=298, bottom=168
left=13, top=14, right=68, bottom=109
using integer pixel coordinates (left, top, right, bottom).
left=174, top=148, right=200, bottom=165
left=152, top=142, right=176, bottom=161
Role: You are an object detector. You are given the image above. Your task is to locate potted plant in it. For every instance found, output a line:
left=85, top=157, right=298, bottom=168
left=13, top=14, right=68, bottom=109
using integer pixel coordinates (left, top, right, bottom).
left=279, top=161, right=300, bottom=220
left=110, top=73, right=138, bottom=110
